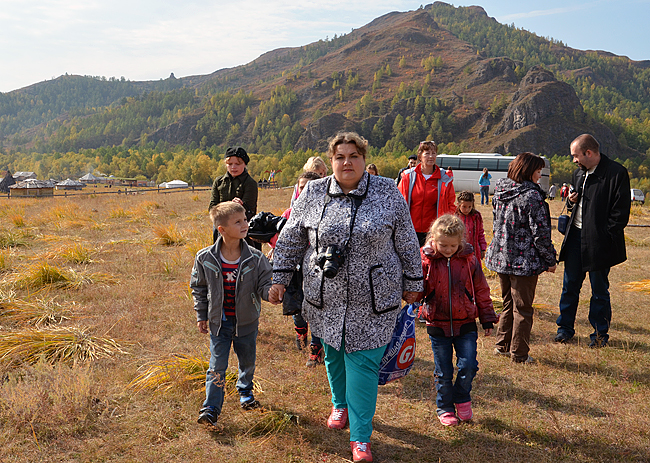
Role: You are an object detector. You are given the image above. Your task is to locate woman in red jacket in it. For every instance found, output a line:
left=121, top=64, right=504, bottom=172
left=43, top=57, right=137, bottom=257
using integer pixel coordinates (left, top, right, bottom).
left=398, top=140, right=456, bottom=246
left=420, top=214, right=496, bottom=427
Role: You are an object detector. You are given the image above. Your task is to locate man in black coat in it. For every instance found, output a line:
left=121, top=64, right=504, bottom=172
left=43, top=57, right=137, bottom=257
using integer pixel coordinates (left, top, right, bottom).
left=554, top=134, right=631, bottom=347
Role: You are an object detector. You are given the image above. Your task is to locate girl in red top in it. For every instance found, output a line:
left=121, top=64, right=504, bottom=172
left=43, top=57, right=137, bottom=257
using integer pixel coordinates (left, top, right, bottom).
left=420, top=214, right=496, bottom=427
left=398, top=140, right=455, bottom=246
left=455, top=191, right=487, bottom=260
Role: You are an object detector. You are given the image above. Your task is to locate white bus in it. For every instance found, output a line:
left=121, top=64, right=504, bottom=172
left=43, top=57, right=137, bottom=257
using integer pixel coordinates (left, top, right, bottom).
left=436, top=153, right=550, bottom=194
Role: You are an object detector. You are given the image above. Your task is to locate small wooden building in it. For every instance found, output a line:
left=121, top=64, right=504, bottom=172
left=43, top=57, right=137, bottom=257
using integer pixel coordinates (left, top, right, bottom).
left=55, top=179, right=86, bottom=191
left=9, top=179, right=55, bottom=197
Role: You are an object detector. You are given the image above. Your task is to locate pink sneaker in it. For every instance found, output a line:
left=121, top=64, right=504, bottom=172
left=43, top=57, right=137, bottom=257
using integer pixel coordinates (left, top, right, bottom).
left=327, top=406, right=348, bottom=429
left=438, top=411, right=459, bottom=426
left=456, top=401, right=473, bottom=421
left=351, top=441, right=372, bottom=462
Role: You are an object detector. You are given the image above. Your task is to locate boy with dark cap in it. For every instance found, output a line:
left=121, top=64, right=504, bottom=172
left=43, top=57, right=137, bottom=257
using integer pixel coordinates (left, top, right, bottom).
left=395, top=154, right=419, bottom=186
left=209, top=146, right=259, bottom=246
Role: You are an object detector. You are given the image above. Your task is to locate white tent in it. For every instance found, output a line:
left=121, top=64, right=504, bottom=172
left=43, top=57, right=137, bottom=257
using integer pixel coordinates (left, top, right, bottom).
left=160, top=180, right=188, bottom=189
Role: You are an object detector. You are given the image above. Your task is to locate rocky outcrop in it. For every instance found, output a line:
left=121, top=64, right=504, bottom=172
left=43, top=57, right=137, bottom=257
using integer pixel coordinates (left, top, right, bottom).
left=494, top=66, right=582, bottom=136
left=293, top=114, right=359, bottom=151
left=467, top=57, right=518, bottom=89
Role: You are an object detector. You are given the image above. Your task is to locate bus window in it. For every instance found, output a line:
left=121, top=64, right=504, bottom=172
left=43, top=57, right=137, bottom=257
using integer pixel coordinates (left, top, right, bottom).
left=479, top=158, right=500, bottom=171
left=497, top=159, right=513, bottom=171
left=459, top=158, right=479, bottom=170
left=437, top=157, right=460, bottom=169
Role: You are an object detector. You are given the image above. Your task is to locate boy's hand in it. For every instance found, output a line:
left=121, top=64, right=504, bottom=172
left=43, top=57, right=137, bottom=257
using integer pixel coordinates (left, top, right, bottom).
left=269, top=284, right=286, bottom=304
left=197, top=320, right=209, bottom=334
left=484, top=328, right=493, bottom=337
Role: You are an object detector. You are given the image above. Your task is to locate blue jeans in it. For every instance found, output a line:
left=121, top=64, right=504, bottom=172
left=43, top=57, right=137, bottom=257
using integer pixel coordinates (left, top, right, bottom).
left=557, top=227, right=611, bottom=342
left=480, top=185, right=489, bottom=205
left=203, top=317, right=257, bottom=414
left=430, top=331, right=478, bottom=415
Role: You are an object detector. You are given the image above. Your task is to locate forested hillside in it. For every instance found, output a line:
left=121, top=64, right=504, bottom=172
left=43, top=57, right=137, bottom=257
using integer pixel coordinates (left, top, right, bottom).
left=1, top=2, right=648, bottom=190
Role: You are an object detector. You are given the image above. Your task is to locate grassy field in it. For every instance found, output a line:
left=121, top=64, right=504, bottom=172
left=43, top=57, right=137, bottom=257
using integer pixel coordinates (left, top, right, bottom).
left=0, top=188, right=649, bottom=462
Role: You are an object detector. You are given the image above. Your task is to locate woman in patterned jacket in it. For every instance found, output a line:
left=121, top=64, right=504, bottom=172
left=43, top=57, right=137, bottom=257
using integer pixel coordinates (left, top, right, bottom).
left=485, top=152, right=557, bottom=364
left=269, top=132, right=423, bottom=463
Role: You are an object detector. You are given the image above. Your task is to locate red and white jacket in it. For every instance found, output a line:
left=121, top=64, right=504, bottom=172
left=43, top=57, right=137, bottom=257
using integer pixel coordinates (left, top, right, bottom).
left=420, top=243, right=496, bottom=337
left=398, top=164, right=456, bottom=233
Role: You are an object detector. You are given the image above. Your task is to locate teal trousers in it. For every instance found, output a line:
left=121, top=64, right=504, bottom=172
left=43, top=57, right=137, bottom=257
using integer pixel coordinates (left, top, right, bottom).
left=323, top=340, right=386, bottom=442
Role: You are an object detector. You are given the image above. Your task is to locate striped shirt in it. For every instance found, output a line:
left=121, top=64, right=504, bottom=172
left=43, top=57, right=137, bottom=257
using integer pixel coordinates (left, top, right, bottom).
left=220, top=253, right=240, bottom=317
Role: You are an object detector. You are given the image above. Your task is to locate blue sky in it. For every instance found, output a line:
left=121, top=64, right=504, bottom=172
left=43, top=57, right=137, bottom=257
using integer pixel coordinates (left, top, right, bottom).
left=1, top=0, right=648, bottom=93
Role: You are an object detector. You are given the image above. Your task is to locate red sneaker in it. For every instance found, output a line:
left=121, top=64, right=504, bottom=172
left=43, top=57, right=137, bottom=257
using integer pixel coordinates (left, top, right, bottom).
left=456, top=401, right=473, bottom=421
left=351, top=441, right=372, bottom=462
left=327, top=406, right=348, bottom=429
left=438, top=411, right=459, bottom=426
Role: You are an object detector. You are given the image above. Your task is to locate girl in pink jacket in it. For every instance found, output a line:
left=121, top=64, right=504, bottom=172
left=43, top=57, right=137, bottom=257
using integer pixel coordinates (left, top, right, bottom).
left=455, top=191, right=487, bottom=260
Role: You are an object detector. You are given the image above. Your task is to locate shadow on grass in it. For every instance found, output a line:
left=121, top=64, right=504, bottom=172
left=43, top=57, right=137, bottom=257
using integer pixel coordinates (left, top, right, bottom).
left=480, top=372, right=607, bottom=418
left=542, top=355, right=650, bottom=386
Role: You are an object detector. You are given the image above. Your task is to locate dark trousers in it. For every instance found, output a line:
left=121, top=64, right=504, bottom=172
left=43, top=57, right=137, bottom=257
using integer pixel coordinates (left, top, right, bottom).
left=495, top=273, right=539, bottom=361
left=556, top=227, right=611, bottom=342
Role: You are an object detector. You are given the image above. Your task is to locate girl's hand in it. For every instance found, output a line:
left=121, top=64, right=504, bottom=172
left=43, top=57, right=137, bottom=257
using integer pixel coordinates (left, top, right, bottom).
left=232, top=198, right=244, bottom=206
left=480, top=250, right=486, bottom=259
left=484, top=328, right=493, bottom=337
left=547, top=265, right=557, bottom=273
left=269, top=284, right=286, bottom=304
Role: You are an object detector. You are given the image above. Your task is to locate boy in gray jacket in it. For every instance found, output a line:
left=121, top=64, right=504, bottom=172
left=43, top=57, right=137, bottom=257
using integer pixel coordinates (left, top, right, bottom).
left=191, top=202, right=273, bottom=428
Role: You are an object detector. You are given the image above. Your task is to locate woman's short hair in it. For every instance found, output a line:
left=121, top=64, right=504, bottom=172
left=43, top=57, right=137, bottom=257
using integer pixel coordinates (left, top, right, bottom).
left=327, top=132, right=368, bottom=159
left=417, top=140, right=438, bottom=156
left=303, top=156, right=328, bottom=175
left=507, top=152, right=546, bottom=184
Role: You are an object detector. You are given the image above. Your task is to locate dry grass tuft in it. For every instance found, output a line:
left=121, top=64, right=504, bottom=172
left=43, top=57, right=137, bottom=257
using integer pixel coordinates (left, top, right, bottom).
left=0, top=229, right=28, bottom=248
left=108, top=207, right=131, bottom=219
left=622, top=279, right=650, bottom=294
left=42, top=243, right=96, bottom=264
left=128, top=354, right=262, bottom=396
left=6, top=262, right=117, bottom=290
left=244, top=410, right=297, bottom=438
left=0, top=292, right=73, bottom=326
left=10, top=214, right=25, bottom=228
left=153, top=223, right=186, bottom=246
left=0, top=326, right=128, bottom=366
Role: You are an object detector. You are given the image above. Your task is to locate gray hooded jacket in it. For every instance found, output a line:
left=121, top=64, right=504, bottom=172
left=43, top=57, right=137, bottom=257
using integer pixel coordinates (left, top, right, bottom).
left=485, top=178, right=556, bottom=276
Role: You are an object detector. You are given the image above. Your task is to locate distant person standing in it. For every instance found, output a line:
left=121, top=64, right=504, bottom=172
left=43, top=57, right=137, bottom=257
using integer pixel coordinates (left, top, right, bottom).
left=560, top=183, right=569, bottom=201
left=366, top=163, right=379, bottom=176
left=395, top=154, right=418, bottom=186
left=209, top=146, right=259, bottom=247
left=478, top=168, right=491, bottom=205
left=548, top=183, right=557, bottom=200
left=554, top=134, right=631, bottom=348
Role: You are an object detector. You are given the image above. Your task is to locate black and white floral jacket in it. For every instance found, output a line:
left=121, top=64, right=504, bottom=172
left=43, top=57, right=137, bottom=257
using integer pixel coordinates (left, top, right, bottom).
left=272, top=172, right=423, bottom=353
left=485, top=178, right=557, bottom=276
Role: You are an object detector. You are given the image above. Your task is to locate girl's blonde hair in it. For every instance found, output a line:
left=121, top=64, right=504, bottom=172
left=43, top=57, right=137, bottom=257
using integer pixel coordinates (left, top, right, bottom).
left=303, top=156, right=328, bottom=176
left=456, top=191, right=476, bottom=213
left=426, top=214, right=466, bottom=251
